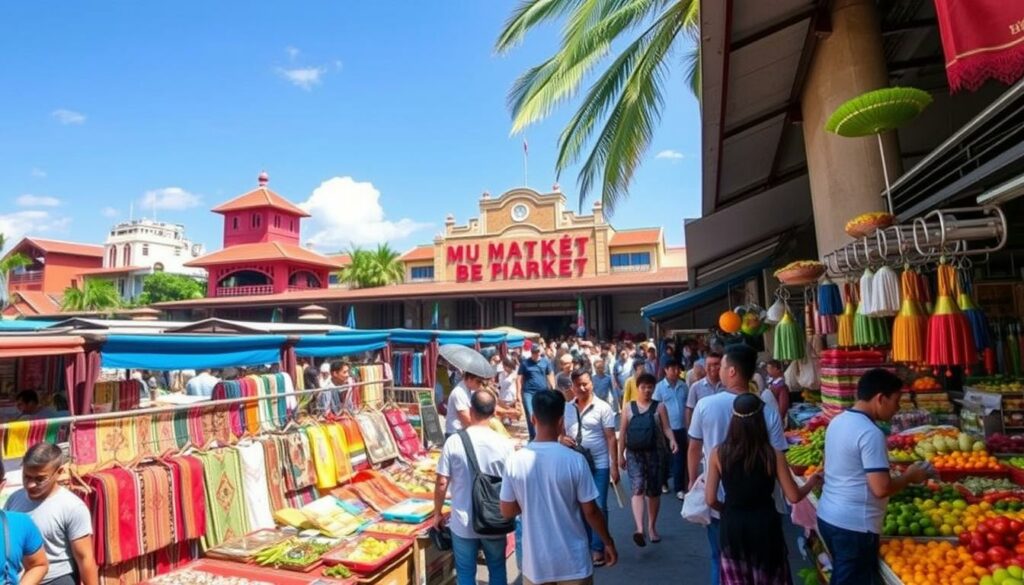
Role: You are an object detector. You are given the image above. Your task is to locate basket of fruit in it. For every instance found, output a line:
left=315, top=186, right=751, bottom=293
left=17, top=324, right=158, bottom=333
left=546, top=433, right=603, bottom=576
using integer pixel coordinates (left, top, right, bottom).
left=773, top=261, right=826, bottom=286
left=252, top=537, right=335, bottom=572
left=321, top=535, right=413, bottom=575
left=844, top=212, right=894, bottom=238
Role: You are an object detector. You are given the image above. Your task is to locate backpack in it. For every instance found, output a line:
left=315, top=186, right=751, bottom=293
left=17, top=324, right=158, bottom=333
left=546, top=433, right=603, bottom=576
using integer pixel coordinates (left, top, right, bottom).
left=457, top=430, right=515, bottom=535
left=626, top=400, right=659, bottom=451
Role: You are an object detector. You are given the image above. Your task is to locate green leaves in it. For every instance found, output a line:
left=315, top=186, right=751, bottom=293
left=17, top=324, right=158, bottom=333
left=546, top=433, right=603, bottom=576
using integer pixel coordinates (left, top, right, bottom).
left=496, top=0, right=699, bottom=212
left=61, top=279, right=122, bottom=313
left=339, top=244, right=404, bottom=289
left=138, top=272, right=205, bottom=305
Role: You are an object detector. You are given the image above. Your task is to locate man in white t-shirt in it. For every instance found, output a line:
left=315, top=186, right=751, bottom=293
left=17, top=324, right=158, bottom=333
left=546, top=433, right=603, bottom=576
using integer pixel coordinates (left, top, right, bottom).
left=445, top=371, right=487, bottom=438
left=685, top=352, right=724, bottom=428
left=434, top=391, right=514, bottom=585
left=686, top=344, right=788, bottom=585
left=501, top=391, right=617, bottom=584
left=817, top=369, right=930, bottom=585
left=562, top=369, right=618, bottom=567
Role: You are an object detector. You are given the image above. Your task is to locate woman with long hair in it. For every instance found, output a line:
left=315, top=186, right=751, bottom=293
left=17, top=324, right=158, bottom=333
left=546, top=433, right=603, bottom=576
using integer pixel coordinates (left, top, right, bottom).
left=705, top=393, right=821, bottom=584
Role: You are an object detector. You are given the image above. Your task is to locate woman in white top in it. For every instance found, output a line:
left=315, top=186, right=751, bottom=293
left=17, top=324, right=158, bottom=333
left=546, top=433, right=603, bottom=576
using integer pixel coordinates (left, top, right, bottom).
left=497, top=357, right=520, bottom=424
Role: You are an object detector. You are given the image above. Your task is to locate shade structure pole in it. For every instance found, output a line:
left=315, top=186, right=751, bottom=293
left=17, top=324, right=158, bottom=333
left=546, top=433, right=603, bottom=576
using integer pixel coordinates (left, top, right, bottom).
left=877, top=133, right=894, bottom=214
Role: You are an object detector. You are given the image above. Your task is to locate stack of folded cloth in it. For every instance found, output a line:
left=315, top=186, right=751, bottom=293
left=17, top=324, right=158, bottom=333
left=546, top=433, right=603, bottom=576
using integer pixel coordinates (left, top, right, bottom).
left=819, top=349, right=893, bottom=417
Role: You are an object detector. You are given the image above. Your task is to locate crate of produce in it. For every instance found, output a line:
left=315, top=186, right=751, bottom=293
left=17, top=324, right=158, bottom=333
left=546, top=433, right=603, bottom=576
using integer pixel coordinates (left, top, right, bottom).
left=322, top=535, right=414, bottom=575
left=144, top=559, right=320, bottom=585
left=205, top=528, right=295, bottom=562
left=249, top=536, right=338, bottom=572
left=356, top=551, right=413, bottom=585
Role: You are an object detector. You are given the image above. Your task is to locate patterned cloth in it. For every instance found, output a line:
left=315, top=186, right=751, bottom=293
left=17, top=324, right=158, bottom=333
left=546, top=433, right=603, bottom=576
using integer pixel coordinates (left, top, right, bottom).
left=340, top=415, right=370, bottom=471
left=168, top=455, right=206, bottom=541
left=384, top=406, right=424, bottom=459
left=138, top=465, right=175, bottom=555
left=625, top=448, right=662, bottom=497
left=305, top=424, right=338, bottom=491
left=260, top=437, right=289, bottom=512
left=356, top=410, right=400, bottom=465
left=237, top=442, right=275, bottom=530
left=325, top=422, right=354, bottom=483
left=197, top=449, right=250, bottom=549
left=87, top=467, right=142, bottom=566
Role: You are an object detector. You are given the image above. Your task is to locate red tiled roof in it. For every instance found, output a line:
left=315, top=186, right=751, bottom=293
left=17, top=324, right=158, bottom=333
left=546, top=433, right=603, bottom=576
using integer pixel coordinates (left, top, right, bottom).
left=9, top=291, right=62, bottom=315
left=326, top=253, right=352, bottom=267
left=211, top=187, right=310, bottom=217
left=12, top=237, right=104, bottom=258
left=154, top=267, right=687, bottom=309
left=609, top=228, right=662, bottom=247
left=78, top=265, right=145, bottom=276
left=401, top=246, right=435, bottom=262
left=185, top=242, right=343, bottom=269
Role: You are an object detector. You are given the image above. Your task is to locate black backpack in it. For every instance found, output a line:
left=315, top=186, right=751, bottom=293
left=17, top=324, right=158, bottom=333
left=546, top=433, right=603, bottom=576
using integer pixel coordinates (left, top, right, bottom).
left=626, top=400, right=659, bottom=451
left=457, top=430, right=515, bottom=535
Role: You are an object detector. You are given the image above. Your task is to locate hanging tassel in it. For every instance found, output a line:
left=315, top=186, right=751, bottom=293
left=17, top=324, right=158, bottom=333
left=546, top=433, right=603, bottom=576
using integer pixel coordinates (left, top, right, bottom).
left=815, top=301, right=837, bottom=335
left=892, top=269, right=927, bottom=363
left=774, top=309, right=805, bottom=361
left=957, top=270, right=990, bottom=351
left=859, top=268, right=876, bottom=316
left=871, top=265, right=901, bottom=317
left=818, top=277, right=843, bottom=316
left=926, top=262, right=977, bottom=375
left=918, top=271, right=934, bottom=315
left=838, top=283, right=857, bottom=348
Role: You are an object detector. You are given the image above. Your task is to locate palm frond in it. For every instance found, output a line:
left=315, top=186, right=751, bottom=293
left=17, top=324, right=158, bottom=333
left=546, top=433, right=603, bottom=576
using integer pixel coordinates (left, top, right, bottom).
left=495, top=0, right=585, bottom=53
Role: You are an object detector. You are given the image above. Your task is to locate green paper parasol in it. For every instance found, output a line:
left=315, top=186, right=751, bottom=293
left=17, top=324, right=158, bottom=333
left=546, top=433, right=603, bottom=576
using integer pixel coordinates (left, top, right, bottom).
left=824, top=87, right=932, bottom=214
left=825, top=87, right=933, bottom=137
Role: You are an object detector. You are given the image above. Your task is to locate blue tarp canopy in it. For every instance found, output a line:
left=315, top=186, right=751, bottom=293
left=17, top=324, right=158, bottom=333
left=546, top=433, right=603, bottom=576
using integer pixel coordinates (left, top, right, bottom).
left=640, top=263, right=767, bottom=322
left=101, top=334, right=288, bottom=370
left=477, top=331, right=506, bottom=346
left=504, top=333, right=526, bottom=349
left=0, top=320, right=60, bottom=331
left=295, top=331, right=389, bottom=358
left=387, top=328, right=436, bottom=345
left=436, top=330, right=480, bottom=347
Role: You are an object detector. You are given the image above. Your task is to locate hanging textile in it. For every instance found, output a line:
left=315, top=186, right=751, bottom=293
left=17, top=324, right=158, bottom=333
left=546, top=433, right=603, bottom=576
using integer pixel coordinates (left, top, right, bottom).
left=197, top=449, right=250, bottom=549
left=283, top=431, right=317, bottom=492
left=3, top=421, right=28, bottom=459
left=236, top=441, right=276, bottom=530
left=390, top=351, right=427, bottom=386
left=305, top=423, right=338, bottom=491
left=357, top=364, right=385, bottom=404
left=260, top=437, right=289, bottom=513
left=356, top=410, right=400, bottom=465
left=340, top=414, right=370, bottom=471
left=87, top=467, right=143, bottom=566
left=935, top=0, right=1024, bottom=93
left=325, top=422, right=354, bottom=484
left=167, top=455, right=206, bottom=541
left=138, top=465, right=176, bottom=555
left=384, top=405, right=425, bottom=460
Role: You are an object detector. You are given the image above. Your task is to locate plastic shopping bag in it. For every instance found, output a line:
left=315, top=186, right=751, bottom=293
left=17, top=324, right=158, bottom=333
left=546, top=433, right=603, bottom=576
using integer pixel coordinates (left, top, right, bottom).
left=681, top=473, right=711, bottom=525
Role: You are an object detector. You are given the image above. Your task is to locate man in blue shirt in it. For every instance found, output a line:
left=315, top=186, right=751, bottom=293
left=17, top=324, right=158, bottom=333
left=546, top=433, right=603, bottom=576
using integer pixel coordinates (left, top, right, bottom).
left=652, top=360, right=688, bottom=499
left=590, top=358, right=614, bottom=408
left=517, top=345, right=555, bottom=439
left=0, top=459, right=49, bottom=584
left=611, top=350, right=632, bottom=398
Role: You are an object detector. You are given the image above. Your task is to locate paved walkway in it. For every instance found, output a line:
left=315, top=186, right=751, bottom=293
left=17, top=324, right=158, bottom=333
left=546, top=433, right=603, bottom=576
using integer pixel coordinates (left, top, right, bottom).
left=477, top=489, right=813, bottom=584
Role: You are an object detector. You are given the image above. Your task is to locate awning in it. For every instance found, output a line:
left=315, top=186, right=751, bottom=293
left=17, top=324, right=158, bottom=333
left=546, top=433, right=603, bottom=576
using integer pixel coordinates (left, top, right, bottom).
left=0, top=320, right=60, bottom=331
left=295, top=332, right=389, bottom=359
left=477, top=331, right=506, bottom=346
left=436, top=331, right=482, bottom=347
left=505, top=333, right=526, bottom=349
left=101, top=334, right=288, bottom=370
left=641, top=262, right=768, bottom=323
left=0, top=335, right=85, bottom=358
left=387, top=328, right=436, bottom=346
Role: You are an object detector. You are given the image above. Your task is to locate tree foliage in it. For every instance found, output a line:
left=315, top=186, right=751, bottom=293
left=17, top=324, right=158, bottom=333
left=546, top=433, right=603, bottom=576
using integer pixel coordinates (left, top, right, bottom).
left=61, top=279, right=122, bottom=313
left=495, top=0, right=700, bottom=213
left=138, top=272, right=206, bottom=304
left=338, top=244, right=405, bottom=289
left=0, top=233, right=32, bottom=307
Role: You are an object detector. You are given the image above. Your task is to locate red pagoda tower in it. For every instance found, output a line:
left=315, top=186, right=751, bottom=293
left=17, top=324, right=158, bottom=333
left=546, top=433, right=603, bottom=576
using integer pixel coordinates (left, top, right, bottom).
left=187, top=171, right=342, bottom=297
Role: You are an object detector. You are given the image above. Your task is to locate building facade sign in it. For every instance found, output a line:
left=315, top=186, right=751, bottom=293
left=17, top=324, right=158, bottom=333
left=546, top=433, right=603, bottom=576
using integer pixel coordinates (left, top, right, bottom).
left=445, top=235, right=591, bottom=282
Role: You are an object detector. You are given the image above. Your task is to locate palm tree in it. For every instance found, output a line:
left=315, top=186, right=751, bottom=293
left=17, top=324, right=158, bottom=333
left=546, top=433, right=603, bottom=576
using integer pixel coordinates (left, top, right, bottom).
left=61, top=279, right=122, bottom=313
left=337, top=244, right=405, bottom=289
left=495, top=0, right=700, bottom=213
left=0, top=234, right=32, bottom=307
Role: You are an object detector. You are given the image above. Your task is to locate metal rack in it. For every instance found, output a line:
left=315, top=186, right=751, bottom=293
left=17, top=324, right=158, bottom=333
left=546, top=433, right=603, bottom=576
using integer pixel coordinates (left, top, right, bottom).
left=822, top=205, right=1008, bottom=278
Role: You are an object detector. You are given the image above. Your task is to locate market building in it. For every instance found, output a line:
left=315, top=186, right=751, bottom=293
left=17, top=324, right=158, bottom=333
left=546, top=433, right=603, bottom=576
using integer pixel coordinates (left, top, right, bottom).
left=2, top=237, right=104, bottom=317
left=158, top=179, right=686, bottom=339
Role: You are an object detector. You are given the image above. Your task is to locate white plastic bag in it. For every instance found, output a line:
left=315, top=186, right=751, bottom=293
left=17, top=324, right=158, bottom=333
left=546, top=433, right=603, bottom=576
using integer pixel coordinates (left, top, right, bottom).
left=785, top=342, right=820, bottom=391
left=681, top=473, right=711, bottom=525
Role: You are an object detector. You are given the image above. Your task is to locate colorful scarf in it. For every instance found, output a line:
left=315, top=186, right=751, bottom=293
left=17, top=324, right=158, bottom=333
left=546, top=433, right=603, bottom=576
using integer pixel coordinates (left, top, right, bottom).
left=134, top=414, right=155, bottom=459
left=3, top=421, right=29, bottom=459
left=356, top=410, right=400, bottom=465
left=340, top=415, right=370, bottom=471
left=97, top=417, right=137, bottom=465
left=384, top=406, right=425, bottom=459
left=236, top=442, right=275, bottom=530
left=138, top=465, right=175, bottom=554
left=168, top=455, right=206, bottom=541
left=88, top=468, right=142, bottom=566
left=325, top=422, right=354, bottom=483
left=304, top=424, right=338, bottom=491
left=197, top=449, right=250, bottom=550
left=152, top=412, right=178, bottom=455
left=285, top=431, right=316, bottom=490
left=260, top=437, right=288, bottom=513
left=242, top=377, right=260, bottom=435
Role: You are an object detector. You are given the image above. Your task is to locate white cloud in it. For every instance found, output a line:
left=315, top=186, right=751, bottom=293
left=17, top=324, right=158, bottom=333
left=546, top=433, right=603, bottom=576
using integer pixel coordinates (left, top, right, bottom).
left=655, top=149, right=685, bottom=160
left=140, top=187, right=201, bottom=211
left=0, top=210, right=71, bottom=244
left=299, top=176, right=430, bottom=247
left=101, top=207, right=120, bottom=218
left=51, top=109, right=86, bottom=125
left=30, top=168, right=46, bottom=178
left=15, top=194, right=60, bottom=207
left=285, top=46, right=300, bottom=60
left=277, top=66, right=326, bottom=90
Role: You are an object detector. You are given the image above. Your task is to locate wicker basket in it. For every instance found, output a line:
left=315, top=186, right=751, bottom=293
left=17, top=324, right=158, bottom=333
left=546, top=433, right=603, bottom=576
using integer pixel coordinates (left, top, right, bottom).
left=774, top=262, right=826, bottom=286
left=845, top=213, right=895, bottom=238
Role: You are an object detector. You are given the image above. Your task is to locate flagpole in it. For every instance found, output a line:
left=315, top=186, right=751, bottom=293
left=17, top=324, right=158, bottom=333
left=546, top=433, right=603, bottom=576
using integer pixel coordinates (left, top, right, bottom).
left=523, top=138, right=529, bottom=187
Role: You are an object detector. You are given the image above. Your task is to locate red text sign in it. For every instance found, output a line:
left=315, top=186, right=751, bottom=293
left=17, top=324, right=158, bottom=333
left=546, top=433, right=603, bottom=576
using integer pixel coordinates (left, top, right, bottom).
left=446, top=236, right=590, bottom=282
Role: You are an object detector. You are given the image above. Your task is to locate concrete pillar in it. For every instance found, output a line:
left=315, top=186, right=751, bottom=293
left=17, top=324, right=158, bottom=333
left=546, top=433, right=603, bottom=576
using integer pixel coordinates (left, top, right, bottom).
left=800, top=0, right=901, bottom=257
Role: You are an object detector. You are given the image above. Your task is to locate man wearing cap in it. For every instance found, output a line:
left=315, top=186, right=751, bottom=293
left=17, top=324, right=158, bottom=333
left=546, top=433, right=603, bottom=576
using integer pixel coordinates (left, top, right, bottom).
left=517, top=345, right=555, bottom=440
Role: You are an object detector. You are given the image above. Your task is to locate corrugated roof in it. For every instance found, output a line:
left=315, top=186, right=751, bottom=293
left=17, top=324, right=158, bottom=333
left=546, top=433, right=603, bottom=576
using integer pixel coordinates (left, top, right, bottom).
left=185, top=241, right=343, bottom=269
left=154, top=267, right=687, bottom=309
left=401, top=246, right=435, bottom=262
left=609, top=228, right=662, bottom=247
left=9, top=291, right=62, bottom=315
left=17, top=237, right=104, bottom=258
left=210, top=187, right=310, bottom=217
left=326, top=253, right=352, bottom=266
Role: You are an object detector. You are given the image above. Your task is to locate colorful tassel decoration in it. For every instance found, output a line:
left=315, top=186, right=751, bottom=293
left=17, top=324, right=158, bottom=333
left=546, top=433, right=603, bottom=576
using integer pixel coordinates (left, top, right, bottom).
left=774, top=309, right=805, bottom=361
left=838, top=283, right=857, bottom=348
left=926, top=262, right=977, bottom=375
left=815, top=301, right=837, bottom=335
left=957, top=270, right=990, bottom=351
left=818, top=277, right=843, bottom=316
left=871, top=265, right=901, bottom=317
left=859, top=268, right=876, bottom=316
left=892, top=268, right=927, bottom=363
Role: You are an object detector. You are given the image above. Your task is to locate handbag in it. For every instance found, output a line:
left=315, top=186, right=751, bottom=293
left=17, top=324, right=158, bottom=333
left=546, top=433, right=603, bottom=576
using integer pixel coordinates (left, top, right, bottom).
left=429, top=524, right=453, bottom=551
left=681, top=473, right=711, bottom=525
left=571, top=405, right=597, bottom=474
left=457, top=431, right=515, bottom=535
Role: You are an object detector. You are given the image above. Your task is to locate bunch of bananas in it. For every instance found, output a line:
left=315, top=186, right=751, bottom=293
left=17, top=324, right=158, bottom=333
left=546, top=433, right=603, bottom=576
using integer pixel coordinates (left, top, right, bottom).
left=786, top=428, right=825, bottom=467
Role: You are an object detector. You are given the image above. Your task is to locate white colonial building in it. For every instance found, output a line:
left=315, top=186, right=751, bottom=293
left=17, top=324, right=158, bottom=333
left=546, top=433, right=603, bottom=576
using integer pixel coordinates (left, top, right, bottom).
left=79, top=219, right=206, bottom=300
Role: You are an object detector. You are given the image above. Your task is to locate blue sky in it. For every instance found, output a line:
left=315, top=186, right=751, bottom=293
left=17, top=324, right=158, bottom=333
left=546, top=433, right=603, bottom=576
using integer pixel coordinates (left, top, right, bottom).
left=0, top=2, right=701, bottom=254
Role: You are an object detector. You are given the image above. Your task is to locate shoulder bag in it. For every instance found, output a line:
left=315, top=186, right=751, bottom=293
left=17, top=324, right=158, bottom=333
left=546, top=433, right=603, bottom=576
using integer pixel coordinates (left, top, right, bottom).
left=571, top=405, right=597, bottom=474
left=457, top=430, right=515, bottom=535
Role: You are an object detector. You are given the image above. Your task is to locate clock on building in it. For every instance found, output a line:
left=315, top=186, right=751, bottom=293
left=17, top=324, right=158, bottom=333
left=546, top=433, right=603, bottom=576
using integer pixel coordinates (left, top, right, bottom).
left=511, top=203, right=530, bottom=222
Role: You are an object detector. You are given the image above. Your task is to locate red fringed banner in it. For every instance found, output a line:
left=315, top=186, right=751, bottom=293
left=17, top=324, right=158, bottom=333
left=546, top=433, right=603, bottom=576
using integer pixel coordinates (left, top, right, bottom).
left=935, top=0, right=1024, bottom=92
